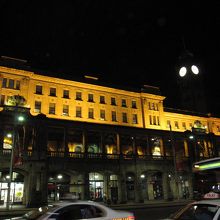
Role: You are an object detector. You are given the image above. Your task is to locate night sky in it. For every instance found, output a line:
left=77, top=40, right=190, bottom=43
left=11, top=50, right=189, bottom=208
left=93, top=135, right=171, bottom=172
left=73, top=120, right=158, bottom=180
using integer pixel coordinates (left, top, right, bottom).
left=1, top=1, right=220, bottom=114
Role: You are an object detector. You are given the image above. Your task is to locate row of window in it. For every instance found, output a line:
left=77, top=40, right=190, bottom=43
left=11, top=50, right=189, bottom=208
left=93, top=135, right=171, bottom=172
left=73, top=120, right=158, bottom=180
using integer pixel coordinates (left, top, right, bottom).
left=149, top=115, right=160, bottom=126
left=167, top=120, right=193, bottom=130
left=148, top=102, right=159, bottom=111
left=2, top=78, right=20, bottom=90
left=35, top=85, right=137, bottom=108
left=35, top=101, right=138, bottom=124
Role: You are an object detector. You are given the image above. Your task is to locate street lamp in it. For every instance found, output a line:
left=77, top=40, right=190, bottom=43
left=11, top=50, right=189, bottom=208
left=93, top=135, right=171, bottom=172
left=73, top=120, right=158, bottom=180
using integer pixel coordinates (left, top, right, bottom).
left=6, top=114, right=25, bottom=210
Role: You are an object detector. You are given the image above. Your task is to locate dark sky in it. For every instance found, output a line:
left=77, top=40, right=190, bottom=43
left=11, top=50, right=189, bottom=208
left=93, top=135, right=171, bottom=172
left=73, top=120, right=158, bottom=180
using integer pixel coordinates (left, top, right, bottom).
left=1, top=1, right=220, bottom=114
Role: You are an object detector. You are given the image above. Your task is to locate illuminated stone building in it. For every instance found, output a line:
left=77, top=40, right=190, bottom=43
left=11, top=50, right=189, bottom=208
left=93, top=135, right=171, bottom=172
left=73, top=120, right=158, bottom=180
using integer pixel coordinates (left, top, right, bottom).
left=0, top=64, right=220, bottom=207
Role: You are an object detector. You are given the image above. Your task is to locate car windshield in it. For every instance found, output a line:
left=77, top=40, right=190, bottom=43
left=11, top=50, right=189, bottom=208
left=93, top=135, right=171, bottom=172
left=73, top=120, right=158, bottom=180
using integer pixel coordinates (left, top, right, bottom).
left=171, top=203, right=220, bottom=220
left=22, top=205, right=58, bottom=219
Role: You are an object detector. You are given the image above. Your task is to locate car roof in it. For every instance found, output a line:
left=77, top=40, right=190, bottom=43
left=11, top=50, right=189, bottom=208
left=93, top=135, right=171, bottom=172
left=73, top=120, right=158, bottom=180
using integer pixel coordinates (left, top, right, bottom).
left=51, top=200, right=110, bottom=208
left=192, top=199, right=220, bottom=206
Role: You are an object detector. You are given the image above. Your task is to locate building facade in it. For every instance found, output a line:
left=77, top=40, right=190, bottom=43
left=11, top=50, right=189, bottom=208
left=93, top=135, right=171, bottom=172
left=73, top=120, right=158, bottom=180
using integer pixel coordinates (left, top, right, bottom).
left=0, top=65, right=220, bottom=207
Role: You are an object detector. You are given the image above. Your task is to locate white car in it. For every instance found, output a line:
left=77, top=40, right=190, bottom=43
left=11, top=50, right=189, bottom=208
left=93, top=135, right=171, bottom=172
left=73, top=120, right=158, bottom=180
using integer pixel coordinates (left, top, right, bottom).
left=6, top=200, right=135, bottom=220
left=162, top=198, right=220, bottom=220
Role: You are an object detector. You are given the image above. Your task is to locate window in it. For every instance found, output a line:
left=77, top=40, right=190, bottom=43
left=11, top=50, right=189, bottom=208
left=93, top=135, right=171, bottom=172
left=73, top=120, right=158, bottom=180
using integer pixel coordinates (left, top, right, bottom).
left=175, top=121, right=179, bottom=129
left=49, top=103, right=55, bottom=114
left=63, top=90, right=69, bottom=98
left=2, top=78, right=7, bottom=88
left=76, top=106, right=82, bottom=117
left=152, top=103, right=155, bottom=110
left=88, top=108, right=94, bottom=119
left=8, top=79, right=14, bottom=89
left=0, top=95, right=5, bottom=105
left=176, top=204, right=218, bottom=220
left=122, top=112, right=127, bottom=123
left=15, top=81, right=20, bottom=90
left=36, top=85, right=43, bottom=95
left=182, top=122, right=186, bottom=129
left=50, top=87, right=56, bottom=96
left=34, top=101, right=41, bottom=113
left=100, top=110, right=105, bottom=120
left=131, top=100, right=137, bottom=108
left=157, top=116, right=160, bottom=125
left=148, top=102, right=151, bottom=110
left=122, top=99, right=127, bottom=107
left=2, top=78, right=20, bottom=90
left=88, top=94, right=94, bottom=102
left=63, top=105, right=69, bottom=116
left=149, top=115, right=152, bottom=125
left=112, top=111, right=117, bottom=122
left=189, top=123, right=193, bottom=128
left=76, top=92, right=82, bottom=100
left=111, top=97, right=116, bottom=105
left=100, top=96, right=105, bottom=104
left=132, top=114, right=138, bottom=124
left=153, top=116, right=156, bottom=125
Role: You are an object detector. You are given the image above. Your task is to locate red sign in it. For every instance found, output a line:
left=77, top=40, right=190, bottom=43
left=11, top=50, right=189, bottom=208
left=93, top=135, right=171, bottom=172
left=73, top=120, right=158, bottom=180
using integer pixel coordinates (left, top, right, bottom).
left=203, top=192, right=220, bottom=199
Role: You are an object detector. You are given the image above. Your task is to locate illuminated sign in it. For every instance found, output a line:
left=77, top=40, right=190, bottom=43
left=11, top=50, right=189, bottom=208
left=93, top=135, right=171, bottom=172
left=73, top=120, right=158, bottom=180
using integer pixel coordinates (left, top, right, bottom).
left=194, top=161, right=220, bottom=171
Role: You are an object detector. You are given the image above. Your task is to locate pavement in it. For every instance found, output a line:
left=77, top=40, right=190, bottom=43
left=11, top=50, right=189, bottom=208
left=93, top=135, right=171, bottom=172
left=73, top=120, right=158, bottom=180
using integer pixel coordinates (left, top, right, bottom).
left=0, top=199, right=192, bottom=218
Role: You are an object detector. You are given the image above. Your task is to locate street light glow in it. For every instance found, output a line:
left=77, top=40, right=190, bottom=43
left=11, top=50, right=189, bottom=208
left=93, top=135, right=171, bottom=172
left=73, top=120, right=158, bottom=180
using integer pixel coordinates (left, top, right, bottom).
left=179, top=67, right=187, bottom=77
left=17, top=115, right=25, bottom=122
left=7, top=133, right=12, bottom=138
left=57, top=174, right=63, bottom=179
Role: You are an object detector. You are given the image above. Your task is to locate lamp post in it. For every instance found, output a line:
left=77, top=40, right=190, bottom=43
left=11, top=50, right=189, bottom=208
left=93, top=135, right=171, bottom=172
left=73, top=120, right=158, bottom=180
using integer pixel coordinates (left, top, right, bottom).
left=6, top=114, right=24, bottom=210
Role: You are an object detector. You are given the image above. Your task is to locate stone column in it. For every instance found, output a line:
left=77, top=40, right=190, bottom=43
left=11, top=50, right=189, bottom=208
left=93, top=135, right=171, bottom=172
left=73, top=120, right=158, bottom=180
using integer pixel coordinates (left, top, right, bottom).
left=0, top=127, right=4, bottom=156
left=25, top=164, right=37, bottom=207
left=162, top=172, right=169, bottom=200
left=134, top=166, right=142, bottom=202
left=25, top=163, right=48, bottom=207
left=147, top=173, right=154, bottom=200
left=83, top=172, right=90, bottom=200
left=118, top=171, right=127, bottom=203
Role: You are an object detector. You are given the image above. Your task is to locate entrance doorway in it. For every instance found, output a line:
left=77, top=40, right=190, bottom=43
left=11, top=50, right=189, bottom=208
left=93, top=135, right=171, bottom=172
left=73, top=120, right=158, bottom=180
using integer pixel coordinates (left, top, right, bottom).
left=89, top=172, right=104, bottom=201
left=126, top=173, right=135, bottom=201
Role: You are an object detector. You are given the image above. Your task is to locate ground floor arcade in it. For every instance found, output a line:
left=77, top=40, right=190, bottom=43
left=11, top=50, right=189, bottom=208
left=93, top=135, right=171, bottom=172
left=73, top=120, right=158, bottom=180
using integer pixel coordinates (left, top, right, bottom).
left=0, top=161, right=193, bottom=207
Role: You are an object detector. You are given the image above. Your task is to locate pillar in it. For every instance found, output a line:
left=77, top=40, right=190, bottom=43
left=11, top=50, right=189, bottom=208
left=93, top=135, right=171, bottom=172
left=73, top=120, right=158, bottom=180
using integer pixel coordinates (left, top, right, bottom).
left=118, top=171, right=126, bottom=203
left=83, top=172, right=90, bottom=200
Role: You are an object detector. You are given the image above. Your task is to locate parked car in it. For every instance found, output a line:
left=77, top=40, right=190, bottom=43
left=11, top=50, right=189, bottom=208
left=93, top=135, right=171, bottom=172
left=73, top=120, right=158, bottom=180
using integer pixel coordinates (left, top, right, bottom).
left=162, top=192, right=220, bottom=220
left=5, top=200, right=135, bottom=220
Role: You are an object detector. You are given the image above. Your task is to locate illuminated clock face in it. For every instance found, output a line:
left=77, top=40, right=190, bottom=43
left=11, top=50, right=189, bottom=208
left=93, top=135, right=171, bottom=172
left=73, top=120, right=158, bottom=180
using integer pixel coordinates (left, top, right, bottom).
left=179, top=66, right=187, bottom=77
left=191, top=65, right=199, bottom=74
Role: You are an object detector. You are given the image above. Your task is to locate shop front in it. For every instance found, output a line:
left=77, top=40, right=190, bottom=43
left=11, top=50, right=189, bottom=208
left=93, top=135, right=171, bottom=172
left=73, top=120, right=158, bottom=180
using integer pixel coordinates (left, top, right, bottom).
left=0, top=171, right=24, bottom=206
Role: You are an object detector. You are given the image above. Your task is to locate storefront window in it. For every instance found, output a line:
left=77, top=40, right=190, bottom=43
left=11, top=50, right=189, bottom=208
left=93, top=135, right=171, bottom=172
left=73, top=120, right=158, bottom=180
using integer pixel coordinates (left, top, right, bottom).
left=151, top=172, right=163, bottom=200
left=89, top=173, right=104, bottom=201
left=3, top=130, right=13, bottom=149
left=0, top=172, right=24, bottom=205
